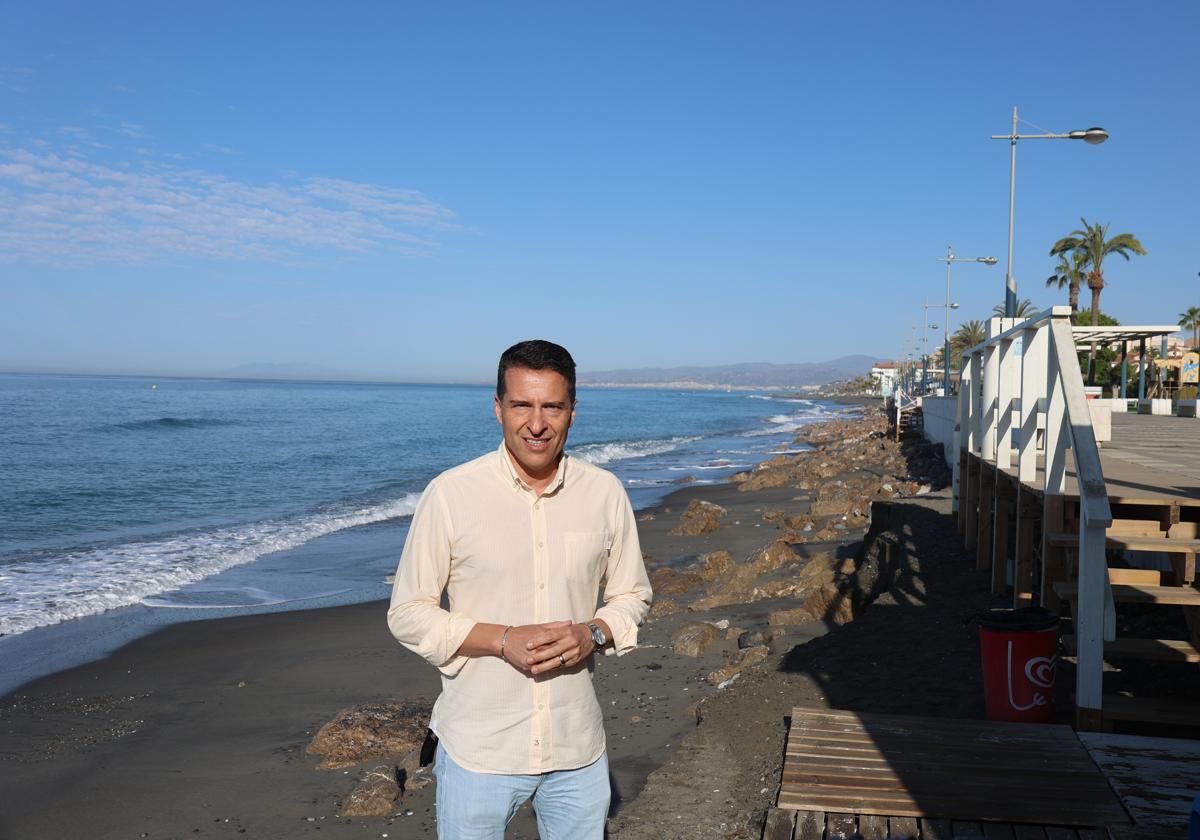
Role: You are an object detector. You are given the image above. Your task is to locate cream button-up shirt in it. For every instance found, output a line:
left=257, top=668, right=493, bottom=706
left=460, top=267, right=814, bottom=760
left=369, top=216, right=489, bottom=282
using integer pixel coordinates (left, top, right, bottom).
left=387, top=443, right=652, bottom=774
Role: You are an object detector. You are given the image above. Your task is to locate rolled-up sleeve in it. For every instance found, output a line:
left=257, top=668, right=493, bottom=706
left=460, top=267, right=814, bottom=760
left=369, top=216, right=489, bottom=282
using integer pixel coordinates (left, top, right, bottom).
left=593, top=484, right=652, bottom=655
left=387, top=481, right=476, bottom=676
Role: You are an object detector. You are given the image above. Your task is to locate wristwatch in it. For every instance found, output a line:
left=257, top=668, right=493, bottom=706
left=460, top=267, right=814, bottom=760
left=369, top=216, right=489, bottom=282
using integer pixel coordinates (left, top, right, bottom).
left=587, top=622, right=607, bottom=648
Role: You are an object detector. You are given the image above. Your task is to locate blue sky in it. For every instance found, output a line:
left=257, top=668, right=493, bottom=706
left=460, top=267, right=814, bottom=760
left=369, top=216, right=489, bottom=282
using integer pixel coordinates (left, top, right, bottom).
left=1, top=2, right=1197, bottom=381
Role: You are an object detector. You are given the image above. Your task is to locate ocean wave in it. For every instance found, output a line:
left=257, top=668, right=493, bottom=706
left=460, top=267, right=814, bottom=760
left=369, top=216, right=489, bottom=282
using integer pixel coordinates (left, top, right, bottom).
left=667, top=462, right=751, bottom=471
left=141, top=587, right=351, bottom=610
left=105, top=417, right=238, bottom=432
left=747, top=395, right=813, bottom=404
left=0, top=492, right=422, bottom=636
left=570, top=436, right=701, bottom=466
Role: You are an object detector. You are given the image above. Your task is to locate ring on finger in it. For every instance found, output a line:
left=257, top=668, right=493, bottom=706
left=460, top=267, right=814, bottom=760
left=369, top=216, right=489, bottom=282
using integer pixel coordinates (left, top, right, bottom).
left=559, top=654, right=566, bottom=666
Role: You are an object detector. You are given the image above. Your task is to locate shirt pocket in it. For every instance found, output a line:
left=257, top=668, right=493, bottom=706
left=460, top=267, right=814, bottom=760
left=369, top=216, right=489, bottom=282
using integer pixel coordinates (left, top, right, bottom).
left=562, top=530, right=610, bottom=586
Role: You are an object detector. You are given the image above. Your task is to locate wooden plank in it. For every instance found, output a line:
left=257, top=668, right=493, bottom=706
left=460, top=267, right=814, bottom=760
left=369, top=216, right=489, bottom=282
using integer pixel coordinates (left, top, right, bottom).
left=775, top=791, right=1117, bottom=826
left=1014, top=487, right=1038, bottom=606
left=1079, top=732, right=1200, bottom=833
left=993, top=487, right=1012, bottom=595
left=1061, top=634, right=1200, bottom=663
left=782, top=760, right=1109, bottom=790
left=761, top=807, right=797, bottom=840
left=982, top=826, right=1016, bottom=840
left=1011, top=827, right=1047, bottom=840
left=922, top=819, right=953, bottom=840
left=1167, top=521, right=1198, bottom=538
left=977, top=472, right=996, bottom=572
left=1106, top=518, right=1164, bottom=537
left=1041, top=495, right=1066, bottom=611
left=859, top=813, right=887, bottom=839
left=1043, top=829, right=1077, bottom=840
left=826, top=812, right=859, bottom=840
left=952, top=821, right=986, bottom=839
left=887, top=816, right=920, bottom=839
left=1104, top=827, right=1180, bottom=840
left=785, top=728, right=1087, bottom=755
left=965, top=458, right=980, bottom=550
left=1053, top=582, right=1200, bottom=606
left=775, top=779, right=1108, bottom=808
left=794, top=809, right=825, bottom=840
left=1045, top=531, right=1200, bottom=554
left=1105, top=568, right=1161, bottom=585
left=789, top=708, right=1083, bottom=741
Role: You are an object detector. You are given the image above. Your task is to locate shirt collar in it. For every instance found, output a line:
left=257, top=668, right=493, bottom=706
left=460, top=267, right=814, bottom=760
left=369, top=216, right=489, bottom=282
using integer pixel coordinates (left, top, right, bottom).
left=496, top=441, right=569, bottom=496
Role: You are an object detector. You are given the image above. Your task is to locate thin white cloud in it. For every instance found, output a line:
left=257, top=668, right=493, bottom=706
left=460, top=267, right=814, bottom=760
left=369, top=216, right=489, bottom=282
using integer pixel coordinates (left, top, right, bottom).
left=0, top=143, right=457, bottom=263
left=202, top=143, right=235, bottom=155
left=118, top=121, right=149, bottom=139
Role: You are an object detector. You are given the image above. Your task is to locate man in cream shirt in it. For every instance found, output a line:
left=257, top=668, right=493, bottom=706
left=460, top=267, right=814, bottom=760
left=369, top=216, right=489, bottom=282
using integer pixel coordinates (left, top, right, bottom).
left=388, top=339, right=652, bottom=839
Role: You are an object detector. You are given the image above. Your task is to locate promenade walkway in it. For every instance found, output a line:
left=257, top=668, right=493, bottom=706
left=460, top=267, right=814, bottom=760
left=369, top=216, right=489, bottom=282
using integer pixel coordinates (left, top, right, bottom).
left=1104, top=412, right=1200, bottom=484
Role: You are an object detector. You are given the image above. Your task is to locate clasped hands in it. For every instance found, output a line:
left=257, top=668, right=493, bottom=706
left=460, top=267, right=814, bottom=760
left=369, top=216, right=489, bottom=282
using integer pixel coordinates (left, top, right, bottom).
left=500, top=620, right=594, bottom=675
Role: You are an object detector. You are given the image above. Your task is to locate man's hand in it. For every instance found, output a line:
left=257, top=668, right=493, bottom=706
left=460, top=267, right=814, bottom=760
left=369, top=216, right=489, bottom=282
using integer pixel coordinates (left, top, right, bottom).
left=525, top=621, right=595, bottom=674
left=494, top=621, right=594, bottom=675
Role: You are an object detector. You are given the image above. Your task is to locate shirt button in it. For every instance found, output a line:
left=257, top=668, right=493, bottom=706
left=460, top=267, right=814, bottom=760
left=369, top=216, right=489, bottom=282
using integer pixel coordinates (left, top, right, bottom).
left=539, top=583, right=545, bottom=590
left=538, top=704, right=544, bottom=710
left=537, top=541, right=544, bottom=548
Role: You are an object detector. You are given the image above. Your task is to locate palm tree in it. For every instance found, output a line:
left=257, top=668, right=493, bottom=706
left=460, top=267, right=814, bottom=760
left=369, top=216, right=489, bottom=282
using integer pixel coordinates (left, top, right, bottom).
left=951, top=320, right=987, bottom=358
left=991, top=298, right=1038, bottom=318
left=1180, top=306, right=1200, bottom=349
left=1049, top=218, right=1147, bottom=382
left=1045, top=250, right=1088, bottom=320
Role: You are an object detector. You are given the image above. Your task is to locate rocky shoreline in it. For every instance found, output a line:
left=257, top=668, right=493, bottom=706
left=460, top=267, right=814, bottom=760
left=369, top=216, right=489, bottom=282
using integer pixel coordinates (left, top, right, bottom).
left=0, top=407, right=1003, bottom=840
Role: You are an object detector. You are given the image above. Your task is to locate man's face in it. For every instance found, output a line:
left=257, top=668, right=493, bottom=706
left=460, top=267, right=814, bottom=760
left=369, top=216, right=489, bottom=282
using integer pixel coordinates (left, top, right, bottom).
left=495, top=366, right=575, bottom=489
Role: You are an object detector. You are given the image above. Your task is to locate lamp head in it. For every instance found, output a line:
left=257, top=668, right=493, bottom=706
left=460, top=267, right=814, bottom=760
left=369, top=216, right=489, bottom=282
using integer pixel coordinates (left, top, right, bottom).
left=950, top=303, right=960, bottom=309
left=979, top=256, right=999, bottom=265
left=1069, top=127, right=1109, bottom=145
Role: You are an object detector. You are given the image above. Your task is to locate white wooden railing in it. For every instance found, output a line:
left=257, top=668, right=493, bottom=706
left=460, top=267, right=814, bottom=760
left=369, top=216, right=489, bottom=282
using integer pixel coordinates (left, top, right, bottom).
left=952, top=306, right=1115, bottom=720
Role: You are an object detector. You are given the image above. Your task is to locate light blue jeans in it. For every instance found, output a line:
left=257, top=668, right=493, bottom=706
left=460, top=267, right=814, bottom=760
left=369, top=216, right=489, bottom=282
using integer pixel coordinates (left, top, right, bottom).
left=433, top=742, right=610, bottom=839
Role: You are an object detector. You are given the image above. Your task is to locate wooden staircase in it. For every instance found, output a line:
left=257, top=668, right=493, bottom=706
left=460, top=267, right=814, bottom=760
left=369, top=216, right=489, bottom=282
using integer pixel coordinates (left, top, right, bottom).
left=1051, top=540, right=1200, bottom=730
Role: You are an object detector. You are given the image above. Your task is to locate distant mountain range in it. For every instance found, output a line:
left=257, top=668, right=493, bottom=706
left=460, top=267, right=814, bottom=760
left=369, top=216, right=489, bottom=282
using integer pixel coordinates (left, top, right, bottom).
left=578, top=355, right=883, bottom=388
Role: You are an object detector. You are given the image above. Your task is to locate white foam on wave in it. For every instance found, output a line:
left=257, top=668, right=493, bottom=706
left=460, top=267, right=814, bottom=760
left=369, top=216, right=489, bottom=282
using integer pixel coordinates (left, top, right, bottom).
left=742, top=413, right=827, bottom=436
left=667, top=462, right=751, bottom=471
left=570, top=435, right=701, bottom=466
left=0, top=492, right=423, bottom=637
left=141, top=588, right=351, bottom=610
left=747, top=395, right=813, bottom=405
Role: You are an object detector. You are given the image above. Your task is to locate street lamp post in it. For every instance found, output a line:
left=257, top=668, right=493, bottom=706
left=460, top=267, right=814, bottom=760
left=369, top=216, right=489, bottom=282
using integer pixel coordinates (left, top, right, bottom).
left=992, top=107, right=1108, bottom=318
left=936, top=245, right=997, bottom=392
left=920, top=301, right=942, bottom=394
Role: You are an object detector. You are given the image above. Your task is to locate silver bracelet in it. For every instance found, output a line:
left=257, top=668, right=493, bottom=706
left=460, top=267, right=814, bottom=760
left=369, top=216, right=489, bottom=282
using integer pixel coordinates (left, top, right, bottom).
left=499, top=626, right=513, bottom=658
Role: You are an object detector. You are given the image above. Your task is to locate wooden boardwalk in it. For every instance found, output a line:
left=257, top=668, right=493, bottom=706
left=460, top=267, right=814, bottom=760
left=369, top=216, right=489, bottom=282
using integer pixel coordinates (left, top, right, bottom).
left=989, top=413, right=1200, bottom=507
left=769, top=708, right=1129, bottom=839
left=1078, top=732, right=1200, bottom=836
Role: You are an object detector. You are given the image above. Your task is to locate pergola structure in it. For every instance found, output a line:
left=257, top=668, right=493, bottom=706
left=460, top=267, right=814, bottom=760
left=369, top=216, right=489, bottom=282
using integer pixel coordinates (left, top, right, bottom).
left=1069, top=323, right=1181, bottom=399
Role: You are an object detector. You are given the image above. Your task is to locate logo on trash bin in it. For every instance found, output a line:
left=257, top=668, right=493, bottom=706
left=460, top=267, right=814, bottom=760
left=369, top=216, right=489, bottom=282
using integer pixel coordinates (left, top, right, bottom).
left=1007, top=641, right=1056, bottom=711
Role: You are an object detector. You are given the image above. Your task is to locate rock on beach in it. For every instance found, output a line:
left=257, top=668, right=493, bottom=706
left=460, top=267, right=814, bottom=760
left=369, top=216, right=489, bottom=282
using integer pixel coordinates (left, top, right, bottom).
left=669, top=500, right=728, bottom=536
left=307, top=699, right=431, bottom=771
left=670, top=622, right=721, bottom=657
left=340, top=765, right=401, bottom=817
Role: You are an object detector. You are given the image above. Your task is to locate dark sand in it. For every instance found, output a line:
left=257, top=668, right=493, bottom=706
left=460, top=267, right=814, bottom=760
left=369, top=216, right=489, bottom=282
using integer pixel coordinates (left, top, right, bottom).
left=0, top=416, right=1007, bottom=840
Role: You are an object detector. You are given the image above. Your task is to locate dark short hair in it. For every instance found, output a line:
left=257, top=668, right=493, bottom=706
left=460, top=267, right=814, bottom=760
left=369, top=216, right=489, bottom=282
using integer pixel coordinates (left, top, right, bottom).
left=497, top=340, right=577, bottom=404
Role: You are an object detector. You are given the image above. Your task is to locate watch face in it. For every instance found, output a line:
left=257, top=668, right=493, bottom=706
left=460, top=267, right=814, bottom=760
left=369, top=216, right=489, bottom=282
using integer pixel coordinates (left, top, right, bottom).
left=589, top=624, right=606, bottom=645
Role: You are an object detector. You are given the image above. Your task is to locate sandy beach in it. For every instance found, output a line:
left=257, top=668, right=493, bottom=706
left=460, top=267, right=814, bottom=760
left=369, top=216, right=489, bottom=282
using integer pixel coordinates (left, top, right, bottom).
left=0, top=406, right=1013, bottom=840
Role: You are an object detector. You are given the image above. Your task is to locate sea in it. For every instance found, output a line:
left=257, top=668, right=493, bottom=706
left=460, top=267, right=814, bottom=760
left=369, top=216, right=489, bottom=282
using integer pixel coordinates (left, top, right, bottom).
left=0, top=373, right=849, bottom=693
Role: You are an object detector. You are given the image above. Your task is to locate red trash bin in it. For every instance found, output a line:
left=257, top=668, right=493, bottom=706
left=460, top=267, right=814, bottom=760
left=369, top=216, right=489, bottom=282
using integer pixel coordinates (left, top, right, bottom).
left=978, top=608, right=1059, bottom=723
